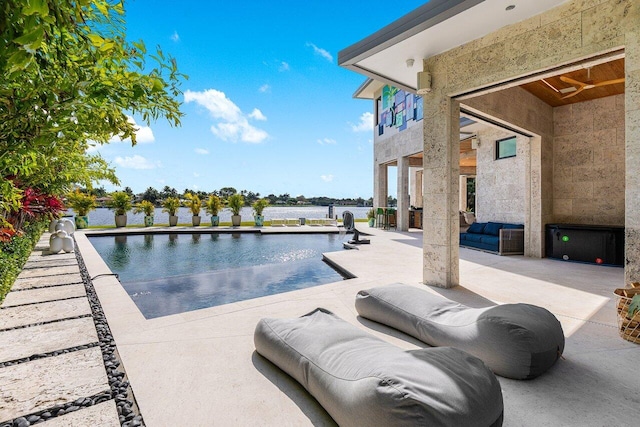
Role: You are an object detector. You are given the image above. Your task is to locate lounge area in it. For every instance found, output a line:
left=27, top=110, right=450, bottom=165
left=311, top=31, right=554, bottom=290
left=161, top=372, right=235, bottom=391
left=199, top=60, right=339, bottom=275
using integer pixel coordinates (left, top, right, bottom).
left=460, top=221, right=524, bottom=255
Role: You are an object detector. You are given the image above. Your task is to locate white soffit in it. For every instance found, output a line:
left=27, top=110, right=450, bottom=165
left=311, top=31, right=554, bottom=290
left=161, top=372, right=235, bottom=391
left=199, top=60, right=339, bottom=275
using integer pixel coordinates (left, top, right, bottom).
left=340, top=0, right=570, bottom=92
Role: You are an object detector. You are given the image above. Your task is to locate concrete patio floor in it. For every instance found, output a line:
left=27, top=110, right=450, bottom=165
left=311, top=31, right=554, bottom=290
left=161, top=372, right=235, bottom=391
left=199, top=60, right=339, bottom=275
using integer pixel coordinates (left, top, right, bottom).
left=2, top=225, right=639, bottom=426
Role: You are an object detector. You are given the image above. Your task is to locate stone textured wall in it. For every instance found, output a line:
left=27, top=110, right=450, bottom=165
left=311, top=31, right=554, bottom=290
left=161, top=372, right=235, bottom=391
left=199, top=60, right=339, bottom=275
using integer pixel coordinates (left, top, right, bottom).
left=475, top=128, right=528, bottom=225
left=553, top=94, right=625, bottom=225
left=463, top=86, right=554, bottom=257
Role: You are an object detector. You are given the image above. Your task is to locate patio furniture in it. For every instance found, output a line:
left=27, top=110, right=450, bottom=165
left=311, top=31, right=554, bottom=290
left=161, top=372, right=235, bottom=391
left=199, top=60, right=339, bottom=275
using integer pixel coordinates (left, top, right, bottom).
left=356, top=284, right=565, bottom=380
left=460, top=221, right=524, bottom=255
left=375, top=207, right=385, bottom=229
left=254, top=308, right=504, bottom=427
left=385, top=208, right=396, bottom=230
left=270, top=218, right=286, bottom=226
left=285, top=218, right=301, bottom=226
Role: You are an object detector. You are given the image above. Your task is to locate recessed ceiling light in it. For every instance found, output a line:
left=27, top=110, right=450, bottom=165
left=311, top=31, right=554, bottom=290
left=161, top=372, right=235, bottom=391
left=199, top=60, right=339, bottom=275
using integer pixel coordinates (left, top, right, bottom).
left=506, top=5, right=516, bottom=11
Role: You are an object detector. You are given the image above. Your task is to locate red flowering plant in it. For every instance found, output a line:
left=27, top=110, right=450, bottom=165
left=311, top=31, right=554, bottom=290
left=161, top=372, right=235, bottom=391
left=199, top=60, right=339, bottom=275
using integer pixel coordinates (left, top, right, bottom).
left=1, top=184, right=65, bottom=238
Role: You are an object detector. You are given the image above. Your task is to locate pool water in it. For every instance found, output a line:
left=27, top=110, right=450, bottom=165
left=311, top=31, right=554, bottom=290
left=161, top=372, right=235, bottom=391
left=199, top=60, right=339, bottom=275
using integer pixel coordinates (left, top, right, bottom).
left=88, top=233, right=348, bottom=318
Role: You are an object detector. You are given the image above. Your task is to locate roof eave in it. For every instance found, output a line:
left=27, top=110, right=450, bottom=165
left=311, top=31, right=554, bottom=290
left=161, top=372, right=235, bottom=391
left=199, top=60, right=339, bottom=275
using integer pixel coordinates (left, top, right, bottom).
left=337, top=0, right=484, bottom=67
left=346, top=64, right=416, bottom=95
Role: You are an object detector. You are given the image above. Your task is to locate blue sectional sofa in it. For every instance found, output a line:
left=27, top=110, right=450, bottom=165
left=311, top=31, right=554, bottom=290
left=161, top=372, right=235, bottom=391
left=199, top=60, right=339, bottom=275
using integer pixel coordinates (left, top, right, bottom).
left=460, top=221, right=524, bottom=255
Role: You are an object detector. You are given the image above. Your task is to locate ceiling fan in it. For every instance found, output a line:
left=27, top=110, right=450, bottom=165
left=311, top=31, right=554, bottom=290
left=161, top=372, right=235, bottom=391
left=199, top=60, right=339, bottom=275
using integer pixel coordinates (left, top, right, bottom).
left=557, top=67, right=625, bottom=99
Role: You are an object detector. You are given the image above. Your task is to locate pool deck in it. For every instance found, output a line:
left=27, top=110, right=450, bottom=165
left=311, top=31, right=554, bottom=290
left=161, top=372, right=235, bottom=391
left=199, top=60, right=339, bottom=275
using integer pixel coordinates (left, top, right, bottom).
left=1, top=225, right=639, bottom=426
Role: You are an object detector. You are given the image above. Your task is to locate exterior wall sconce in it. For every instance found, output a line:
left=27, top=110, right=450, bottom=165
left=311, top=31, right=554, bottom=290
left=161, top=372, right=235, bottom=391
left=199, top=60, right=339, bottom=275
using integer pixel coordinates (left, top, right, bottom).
left=471, top=137, right=480, bottom=149
left=417, top=71, right=432, bottom=94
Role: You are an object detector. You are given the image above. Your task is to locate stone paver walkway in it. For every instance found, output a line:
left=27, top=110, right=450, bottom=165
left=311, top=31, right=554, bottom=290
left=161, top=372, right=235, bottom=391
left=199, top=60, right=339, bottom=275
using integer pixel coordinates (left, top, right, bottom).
left=0, top=234, right=121, bottom=427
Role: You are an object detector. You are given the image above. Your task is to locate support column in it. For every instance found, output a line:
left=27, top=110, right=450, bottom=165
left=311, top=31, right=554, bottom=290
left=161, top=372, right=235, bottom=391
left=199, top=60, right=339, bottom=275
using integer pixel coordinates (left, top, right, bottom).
left=422, top=95, right=460, bottom=288
left=414, top=170, right=423, bottom=208
left=374, top=163, right=388, bottom=209
left=397, top=156, right=410, bottom=231
left=459, top=176, right=468, bottom=211
left=625, top=32, right=640, bottom=283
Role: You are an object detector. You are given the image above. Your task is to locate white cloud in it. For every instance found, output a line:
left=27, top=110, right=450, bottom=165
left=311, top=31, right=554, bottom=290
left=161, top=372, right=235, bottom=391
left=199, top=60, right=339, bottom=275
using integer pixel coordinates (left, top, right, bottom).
left=259, top=84, right=271, bottom=93
left=279, top=61, right=290, bottom=72
left=317, top=138, right=336, bottom=145
left=109, top=116, right=155, bottom=144
left=249, top=108, right=266, bottom=121
left=321, top=174, right=334, bottom=182
left=114, top=155, right=161, bottom=170
left=193, top=172, right=200, bottom=177
left=350, top=112, right=374, bottom=132
left=194, top=148, right=209, bottom=155
left=171, top=31, right=180, bottom=42
left=306, top=43, right=333, bottom=62
left=184, top=89, right=269, bottom=144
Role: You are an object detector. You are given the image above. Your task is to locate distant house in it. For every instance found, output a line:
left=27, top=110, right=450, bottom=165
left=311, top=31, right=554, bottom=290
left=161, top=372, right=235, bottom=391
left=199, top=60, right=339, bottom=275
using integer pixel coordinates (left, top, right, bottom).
left=95, top=197, right=111, bottom=208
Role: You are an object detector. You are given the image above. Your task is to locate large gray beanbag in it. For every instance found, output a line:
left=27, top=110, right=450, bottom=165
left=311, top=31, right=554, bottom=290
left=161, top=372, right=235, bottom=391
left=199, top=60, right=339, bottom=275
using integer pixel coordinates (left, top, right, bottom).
left=356, top=284, right=565, bottom=380
left=254, top=308, right=503, bottom=427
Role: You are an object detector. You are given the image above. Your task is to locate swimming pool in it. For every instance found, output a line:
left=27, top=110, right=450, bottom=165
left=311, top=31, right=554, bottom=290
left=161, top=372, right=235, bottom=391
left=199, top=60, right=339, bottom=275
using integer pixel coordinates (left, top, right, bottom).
left=88, top=233, right=348, bottom=318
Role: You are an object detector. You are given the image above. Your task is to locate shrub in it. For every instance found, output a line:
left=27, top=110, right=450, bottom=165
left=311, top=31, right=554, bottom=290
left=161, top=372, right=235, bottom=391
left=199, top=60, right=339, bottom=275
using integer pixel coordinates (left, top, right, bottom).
left=134, top=200, right=155, bottom=216
left=367, top=208, right=376, bottom=220
left=0, top=221, right=47, bottom=303
left=184, top=193, right=202, bottom=216
left=66, top=190, right=97, bottom=216
left=162, top=197, right=181, bottom=216
left=227, top=194, right=244, bottom=216
left=106, top=191, right=132, bottom=215
left=205, top=195, right=222, bottom=216
left=252, top=198, right=269, bottom=216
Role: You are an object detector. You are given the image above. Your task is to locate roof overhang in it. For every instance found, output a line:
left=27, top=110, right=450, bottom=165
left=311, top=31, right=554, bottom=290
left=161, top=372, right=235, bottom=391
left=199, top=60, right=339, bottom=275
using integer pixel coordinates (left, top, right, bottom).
left=352, top=78, right=386, bottom=100
left=339, top=0, right=570, bottom=94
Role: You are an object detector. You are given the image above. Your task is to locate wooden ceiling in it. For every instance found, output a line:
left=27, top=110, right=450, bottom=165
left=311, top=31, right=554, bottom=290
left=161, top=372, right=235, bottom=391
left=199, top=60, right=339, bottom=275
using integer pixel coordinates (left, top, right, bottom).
left=459, top=139, right=476, bottom=168
left=521, top=58, right=625, bottom=107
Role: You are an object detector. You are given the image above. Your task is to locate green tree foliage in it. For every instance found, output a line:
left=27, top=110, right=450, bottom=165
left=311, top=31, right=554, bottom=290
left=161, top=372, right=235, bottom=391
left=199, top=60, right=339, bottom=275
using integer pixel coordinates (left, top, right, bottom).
left=0, top=0, right=185, bottom=229
left=142, top=186, right=160, bottom=204
left=160, top=186, right=178, bottom=199
left=219, top=187, right=237, bottom=199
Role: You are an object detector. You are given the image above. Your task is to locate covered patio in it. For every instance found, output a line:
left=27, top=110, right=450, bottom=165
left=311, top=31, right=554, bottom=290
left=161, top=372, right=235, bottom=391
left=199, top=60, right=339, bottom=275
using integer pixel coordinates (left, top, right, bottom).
left=339, top=0, right=640, bottom=287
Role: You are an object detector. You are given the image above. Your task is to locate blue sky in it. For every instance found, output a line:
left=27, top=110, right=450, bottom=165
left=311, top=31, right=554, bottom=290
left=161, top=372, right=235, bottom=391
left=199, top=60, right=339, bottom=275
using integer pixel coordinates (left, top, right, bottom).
left=94, top=1, right=426, bottom=198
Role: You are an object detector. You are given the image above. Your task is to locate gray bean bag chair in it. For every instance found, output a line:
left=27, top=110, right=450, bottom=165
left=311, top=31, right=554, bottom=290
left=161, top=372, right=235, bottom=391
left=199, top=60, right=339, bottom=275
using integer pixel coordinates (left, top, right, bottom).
left=355, top=284, right=565, bottom=380
left=254, top=308, right=503, bottom=427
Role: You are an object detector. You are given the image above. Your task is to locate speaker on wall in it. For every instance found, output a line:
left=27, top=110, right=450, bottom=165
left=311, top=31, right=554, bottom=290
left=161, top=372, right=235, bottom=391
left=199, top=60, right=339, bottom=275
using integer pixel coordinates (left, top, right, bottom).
left=417, top=71, right=432, bottom=94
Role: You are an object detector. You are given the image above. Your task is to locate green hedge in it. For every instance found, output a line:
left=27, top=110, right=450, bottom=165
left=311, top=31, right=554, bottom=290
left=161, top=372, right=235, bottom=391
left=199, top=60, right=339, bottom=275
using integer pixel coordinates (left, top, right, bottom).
left=0, top=221, right=47, bottom=303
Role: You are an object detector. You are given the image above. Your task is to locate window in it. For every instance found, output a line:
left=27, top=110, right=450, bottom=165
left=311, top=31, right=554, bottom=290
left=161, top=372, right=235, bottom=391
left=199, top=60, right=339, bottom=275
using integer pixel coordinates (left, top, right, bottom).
left=496, top=136, right=517, bottom=159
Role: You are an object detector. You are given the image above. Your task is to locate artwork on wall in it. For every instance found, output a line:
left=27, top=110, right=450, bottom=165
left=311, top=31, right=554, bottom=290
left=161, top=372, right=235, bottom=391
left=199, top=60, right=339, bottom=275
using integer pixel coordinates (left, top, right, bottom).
left=405, top=93, right=414, bottom=120
left=377, top=85, right=422, bottom=136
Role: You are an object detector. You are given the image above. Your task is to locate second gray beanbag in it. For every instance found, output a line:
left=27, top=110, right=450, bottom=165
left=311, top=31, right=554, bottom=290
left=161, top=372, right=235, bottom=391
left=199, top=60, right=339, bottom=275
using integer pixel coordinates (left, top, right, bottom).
left=255, top=308, right=503, bottom=427
left=356, top=284, right=565, bottom=379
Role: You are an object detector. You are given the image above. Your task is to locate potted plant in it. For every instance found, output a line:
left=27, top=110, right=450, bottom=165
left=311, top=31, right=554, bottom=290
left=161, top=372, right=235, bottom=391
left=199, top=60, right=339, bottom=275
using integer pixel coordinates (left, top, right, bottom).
left=162, top=197, right=180, bottom=226
left=134, top=200, right=155, bottom=227
left=366, top=208, right=376, bottom=227
left=106, top=191, right=132, bottom=227
left=184, top=193, right=202, bottom=226
left=227, top=193, right=244, bottom=227
left=614, top=283, right=640, bottom=344
left=66, top=190, right=96, bottom=229
left=205, top=194, right=223, bottom=226
left=252, top=198, right=269, bottom=227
